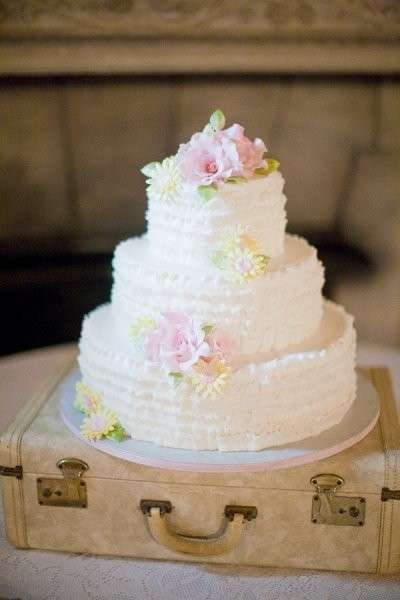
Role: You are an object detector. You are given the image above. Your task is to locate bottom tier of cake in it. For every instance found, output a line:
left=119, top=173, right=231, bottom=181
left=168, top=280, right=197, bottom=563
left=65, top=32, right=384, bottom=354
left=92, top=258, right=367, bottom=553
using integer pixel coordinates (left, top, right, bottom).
left=78, top=300, right=356, bottom=451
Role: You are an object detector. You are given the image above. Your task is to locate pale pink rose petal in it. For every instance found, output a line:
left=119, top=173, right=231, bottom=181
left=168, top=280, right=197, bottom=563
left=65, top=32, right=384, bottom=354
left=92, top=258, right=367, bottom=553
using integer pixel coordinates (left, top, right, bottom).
left=144, top=328, right=163, bottom=364
left=144, top=311, right=211, bottom=374
left=224, top=123, right=266, bottom=176
left=179, top=340, right=210, bottom=372
left=176, top=131, right=241, bottom=186
left=206, top=328, right=236, bottom=359
left=162, top=312, right=191, bottom=327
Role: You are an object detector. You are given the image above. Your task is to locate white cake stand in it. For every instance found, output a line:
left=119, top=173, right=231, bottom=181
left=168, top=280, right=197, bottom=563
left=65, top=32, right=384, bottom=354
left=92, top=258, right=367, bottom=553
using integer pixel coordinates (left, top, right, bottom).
left=59, top=370, right=379, bottom=473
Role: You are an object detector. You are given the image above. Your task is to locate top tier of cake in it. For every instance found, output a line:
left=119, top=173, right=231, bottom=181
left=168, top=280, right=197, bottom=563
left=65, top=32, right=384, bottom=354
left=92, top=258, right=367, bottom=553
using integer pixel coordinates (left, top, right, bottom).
left=147, top=171, right=287, bottom=271
left=142, top=110, right=286, bottom=274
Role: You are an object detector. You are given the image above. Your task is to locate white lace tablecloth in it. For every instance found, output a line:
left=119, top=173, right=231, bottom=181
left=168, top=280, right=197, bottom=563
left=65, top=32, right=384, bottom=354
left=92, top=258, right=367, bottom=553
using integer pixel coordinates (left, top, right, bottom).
left=1, top=343, right=400, bottom=600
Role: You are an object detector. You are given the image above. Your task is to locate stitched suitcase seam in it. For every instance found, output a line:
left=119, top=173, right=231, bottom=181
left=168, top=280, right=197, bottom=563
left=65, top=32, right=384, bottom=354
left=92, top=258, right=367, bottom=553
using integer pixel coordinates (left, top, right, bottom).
left=6, top=355, right=76, bottom=547
left=373, top=368, right=399, bottom=573
left=376, top=417, right=387, bottom=573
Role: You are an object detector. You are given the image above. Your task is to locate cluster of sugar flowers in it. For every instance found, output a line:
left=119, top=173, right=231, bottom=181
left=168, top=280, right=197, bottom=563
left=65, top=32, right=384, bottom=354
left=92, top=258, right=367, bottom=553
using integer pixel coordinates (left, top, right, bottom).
left=141, top=110, right=279, bottom=203
left=212, top=226, right=269, bottom=283
left=75, top=381, right=126, bottom=442
left=130, top=312, right=236, bottom=398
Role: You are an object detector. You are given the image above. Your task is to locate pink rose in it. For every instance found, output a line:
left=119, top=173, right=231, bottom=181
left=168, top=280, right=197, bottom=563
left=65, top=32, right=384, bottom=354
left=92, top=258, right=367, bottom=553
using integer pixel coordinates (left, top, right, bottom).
left=145, top=312, right=210, bottom=373
left=205, top=328, right=236, bottom=360
left=176, top=123, right=267, bottom=185
left=224, top=124, right=266, bottom=177
left=176, top=131, right=241, bottom=186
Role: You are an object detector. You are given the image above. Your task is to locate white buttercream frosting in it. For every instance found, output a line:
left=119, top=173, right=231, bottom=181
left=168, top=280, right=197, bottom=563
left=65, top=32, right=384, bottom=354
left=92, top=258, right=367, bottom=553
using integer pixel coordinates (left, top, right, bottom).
left=76, top=133, right=358, bottom=451
left=111, top=233, right=324, bottom=355
left=146, top=171, right=287, bottom=270
left=78, top=301, right=356, bottom=451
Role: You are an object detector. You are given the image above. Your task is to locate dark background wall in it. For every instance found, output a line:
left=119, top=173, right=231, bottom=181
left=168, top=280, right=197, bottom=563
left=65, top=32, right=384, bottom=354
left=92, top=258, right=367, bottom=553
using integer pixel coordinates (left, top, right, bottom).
left=1, top=2, right=399, bottom=355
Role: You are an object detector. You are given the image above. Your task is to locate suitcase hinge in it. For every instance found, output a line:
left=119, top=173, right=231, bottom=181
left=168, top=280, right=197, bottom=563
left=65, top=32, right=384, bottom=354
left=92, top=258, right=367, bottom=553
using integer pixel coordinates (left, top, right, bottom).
left=310, top=474, right=366, bottom=526
left=381, top=487, right=400, bottom=501
left=0, top=465, right=23, bottom=479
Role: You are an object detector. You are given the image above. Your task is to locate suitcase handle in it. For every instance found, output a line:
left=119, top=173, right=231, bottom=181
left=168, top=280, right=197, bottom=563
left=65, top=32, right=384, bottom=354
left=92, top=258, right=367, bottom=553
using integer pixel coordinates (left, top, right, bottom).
left=140, top=500, right=257, bottom=556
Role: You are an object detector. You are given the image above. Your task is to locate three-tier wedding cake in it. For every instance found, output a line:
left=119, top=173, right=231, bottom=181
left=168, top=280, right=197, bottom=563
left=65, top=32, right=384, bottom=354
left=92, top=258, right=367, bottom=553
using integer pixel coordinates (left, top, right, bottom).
left=77, top=110, right=356, bottom=451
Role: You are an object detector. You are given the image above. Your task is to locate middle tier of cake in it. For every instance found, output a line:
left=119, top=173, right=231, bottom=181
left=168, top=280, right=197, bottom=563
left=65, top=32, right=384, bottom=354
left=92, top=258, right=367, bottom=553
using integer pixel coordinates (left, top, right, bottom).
left=111, top=234, right=324, bottom=355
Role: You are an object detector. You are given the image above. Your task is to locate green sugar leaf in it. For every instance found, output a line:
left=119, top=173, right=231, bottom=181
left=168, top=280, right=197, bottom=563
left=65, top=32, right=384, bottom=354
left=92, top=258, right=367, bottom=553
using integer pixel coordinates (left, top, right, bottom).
left=209, top=109, right=226, bottom=131
left=73, top=399, right=86, bottom=414
left=169, top=372, right=184, bottom=387
left=198, top=184, right=217, bottom=202
left=141, top=162, right=159, bottom=177
left=258, top=254, right=270, bottom=267
left=107, top=423, right=126, bottom=443
left=211, top=250, right=228, bottom=269
left=203, top=123, right=214, bottom=135
left=254, top=158, right=280, bottom=177
left=202, top=324, right=215, bottom=335
left=266, top=158, right=280, bottom=172
left=225, top=176, right=248, bottom=184
left=254, top=167, right=269, bottom=176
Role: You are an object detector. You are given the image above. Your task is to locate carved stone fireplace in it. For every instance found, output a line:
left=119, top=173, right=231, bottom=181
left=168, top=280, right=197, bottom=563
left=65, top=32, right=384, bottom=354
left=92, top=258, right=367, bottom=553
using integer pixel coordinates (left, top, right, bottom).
left=1, top=1, right=400, bottom=75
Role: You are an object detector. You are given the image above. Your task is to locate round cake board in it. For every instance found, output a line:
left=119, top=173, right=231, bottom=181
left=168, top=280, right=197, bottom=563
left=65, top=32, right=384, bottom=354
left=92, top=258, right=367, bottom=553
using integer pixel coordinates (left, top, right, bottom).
left=59, top=370, right=379, bottom=473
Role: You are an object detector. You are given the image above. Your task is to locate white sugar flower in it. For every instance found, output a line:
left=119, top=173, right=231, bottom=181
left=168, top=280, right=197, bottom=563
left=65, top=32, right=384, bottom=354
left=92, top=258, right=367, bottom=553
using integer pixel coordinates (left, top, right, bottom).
left=74, top=381, right=101, bottom=415
left=212, top=226, right=269, bottom=283
left=190, top=358, right=231, bottom=398
left=81, top=406, right=119, bottom=441
left=130, top=316, right=156, bottom=353
left=142, top=156, right=182, bottom=203
left=227, top=247, right=269, bottom=283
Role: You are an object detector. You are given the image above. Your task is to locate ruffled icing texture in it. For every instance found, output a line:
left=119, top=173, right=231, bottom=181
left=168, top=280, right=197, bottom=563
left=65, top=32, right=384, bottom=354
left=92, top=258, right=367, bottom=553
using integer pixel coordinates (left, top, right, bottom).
left=78, top=301, right=356, bottom=451
left=111, top=233, right=324, bottom=355
left=146, top=171, right=287, bottom=271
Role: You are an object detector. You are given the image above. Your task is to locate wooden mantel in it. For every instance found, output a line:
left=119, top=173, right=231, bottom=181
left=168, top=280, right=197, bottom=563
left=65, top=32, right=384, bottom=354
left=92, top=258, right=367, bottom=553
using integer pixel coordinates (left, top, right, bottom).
left=0, top=0, right=400, bottom=75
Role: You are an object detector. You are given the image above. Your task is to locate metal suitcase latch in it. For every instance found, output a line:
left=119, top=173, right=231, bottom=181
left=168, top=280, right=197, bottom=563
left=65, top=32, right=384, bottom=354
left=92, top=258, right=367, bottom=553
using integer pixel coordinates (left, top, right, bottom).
left=37, top=458, right=88, bottom=508
left=311, top=474, right=366, bottom=526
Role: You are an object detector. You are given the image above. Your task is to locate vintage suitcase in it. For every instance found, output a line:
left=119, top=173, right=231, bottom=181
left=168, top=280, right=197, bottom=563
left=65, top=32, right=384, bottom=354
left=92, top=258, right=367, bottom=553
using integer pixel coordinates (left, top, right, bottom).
left=1, top=358, right=399, bottom=574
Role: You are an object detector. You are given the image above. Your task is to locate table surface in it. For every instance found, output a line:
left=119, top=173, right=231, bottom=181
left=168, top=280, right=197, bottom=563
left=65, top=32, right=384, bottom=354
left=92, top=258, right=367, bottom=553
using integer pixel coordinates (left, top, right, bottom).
left=1, top=342, right=400, bottom=600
